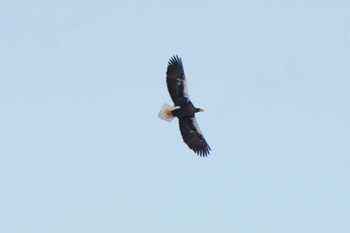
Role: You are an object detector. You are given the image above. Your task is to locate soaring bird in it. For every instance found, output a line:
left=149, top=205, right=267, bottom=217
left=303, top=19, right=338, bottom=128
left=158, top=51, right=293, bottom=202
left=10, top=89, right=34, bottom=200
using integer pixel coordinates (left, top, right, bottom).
left=158, top=55, right=211, bottom=157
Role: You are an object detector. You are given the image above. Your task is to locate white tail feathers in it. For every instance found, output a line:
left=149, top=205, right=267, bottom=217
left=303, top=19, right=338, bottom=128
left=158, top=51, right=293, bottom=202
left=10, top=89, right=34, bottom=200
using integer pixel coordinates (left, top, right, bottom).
left=158, top=103, right=177, bottom=122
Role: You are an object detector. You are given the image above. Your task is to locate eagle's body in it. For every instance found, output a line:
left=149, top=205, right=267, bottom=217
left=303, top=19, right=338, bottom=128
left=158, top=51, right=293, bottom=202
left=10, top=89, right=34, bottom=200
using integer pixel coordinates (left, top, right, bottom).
left=158, top=55, right=211, bottom=157
left=171, top=101, right=198, bottom=118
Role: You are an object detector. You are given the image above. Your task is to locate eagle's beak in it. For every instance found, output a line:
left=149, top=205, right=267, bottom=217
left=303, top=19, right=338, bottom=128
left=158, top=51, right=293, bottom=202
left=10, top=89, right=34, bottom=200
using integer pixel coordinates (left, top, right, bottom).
left=199, top=108, right=204, bottom=112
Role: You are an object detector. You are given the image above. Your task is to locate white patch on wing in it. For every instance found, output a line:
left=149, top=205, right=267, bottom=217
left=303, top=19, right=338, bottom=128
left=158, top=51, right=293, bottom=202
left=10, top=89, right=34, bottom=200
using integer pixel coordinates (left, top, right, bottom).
left=182, top=79, right=190, bottom=99
left=191, top=117, right=203, bottom=136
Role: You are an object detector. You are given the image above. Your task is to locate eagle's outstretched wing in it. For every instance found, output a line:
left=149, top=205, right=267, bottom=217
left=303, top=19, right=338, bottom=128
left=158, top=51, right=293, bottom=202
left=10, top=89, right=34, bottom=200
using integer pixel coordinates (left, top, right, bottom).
left=179, top=117, right=211, bottom=157
left=166, top=55, right=190, bottom=106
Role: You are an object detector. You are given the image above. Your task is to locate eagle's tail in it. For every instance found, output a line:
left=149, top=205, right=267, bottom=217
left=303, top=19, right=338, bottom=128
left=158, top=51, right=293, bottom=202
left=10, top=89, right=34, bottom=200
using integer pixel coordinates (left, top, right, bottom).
left=158, top=103, right=176, bottom=122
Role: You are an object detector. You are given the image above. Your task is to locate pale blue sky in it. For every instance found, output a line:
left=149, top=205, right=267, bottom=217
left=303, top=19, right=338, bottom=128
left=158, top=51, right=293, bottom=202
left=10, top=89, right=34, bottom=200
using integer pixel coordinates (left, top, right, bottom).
left=1, top=1, right=349, bottom=232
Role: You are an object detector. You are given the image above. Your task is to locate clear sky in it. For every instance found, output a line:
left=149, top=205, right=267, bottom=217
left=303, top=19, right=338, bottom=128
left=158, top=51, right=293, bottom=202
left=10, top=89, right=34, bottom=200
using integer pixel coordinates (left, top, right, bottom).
left=1, top=1, right=349, bottom=232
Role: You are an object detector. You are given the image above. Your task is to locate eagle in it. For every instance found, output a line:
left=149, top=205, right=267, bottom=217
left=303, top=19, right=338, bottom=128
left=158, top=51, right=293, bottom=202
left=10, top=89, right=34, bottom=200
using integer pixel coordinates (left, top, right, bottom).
left=158, top=55, right=211, bottom=157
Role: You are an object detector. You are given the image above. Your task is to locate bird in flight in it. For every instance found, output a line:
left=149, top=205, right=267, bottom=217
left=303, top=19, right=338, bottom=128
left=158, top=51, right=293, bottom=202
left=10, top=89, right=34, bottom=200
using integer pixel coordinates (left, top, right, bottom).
left=158, top=55, right=211, bottom=157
